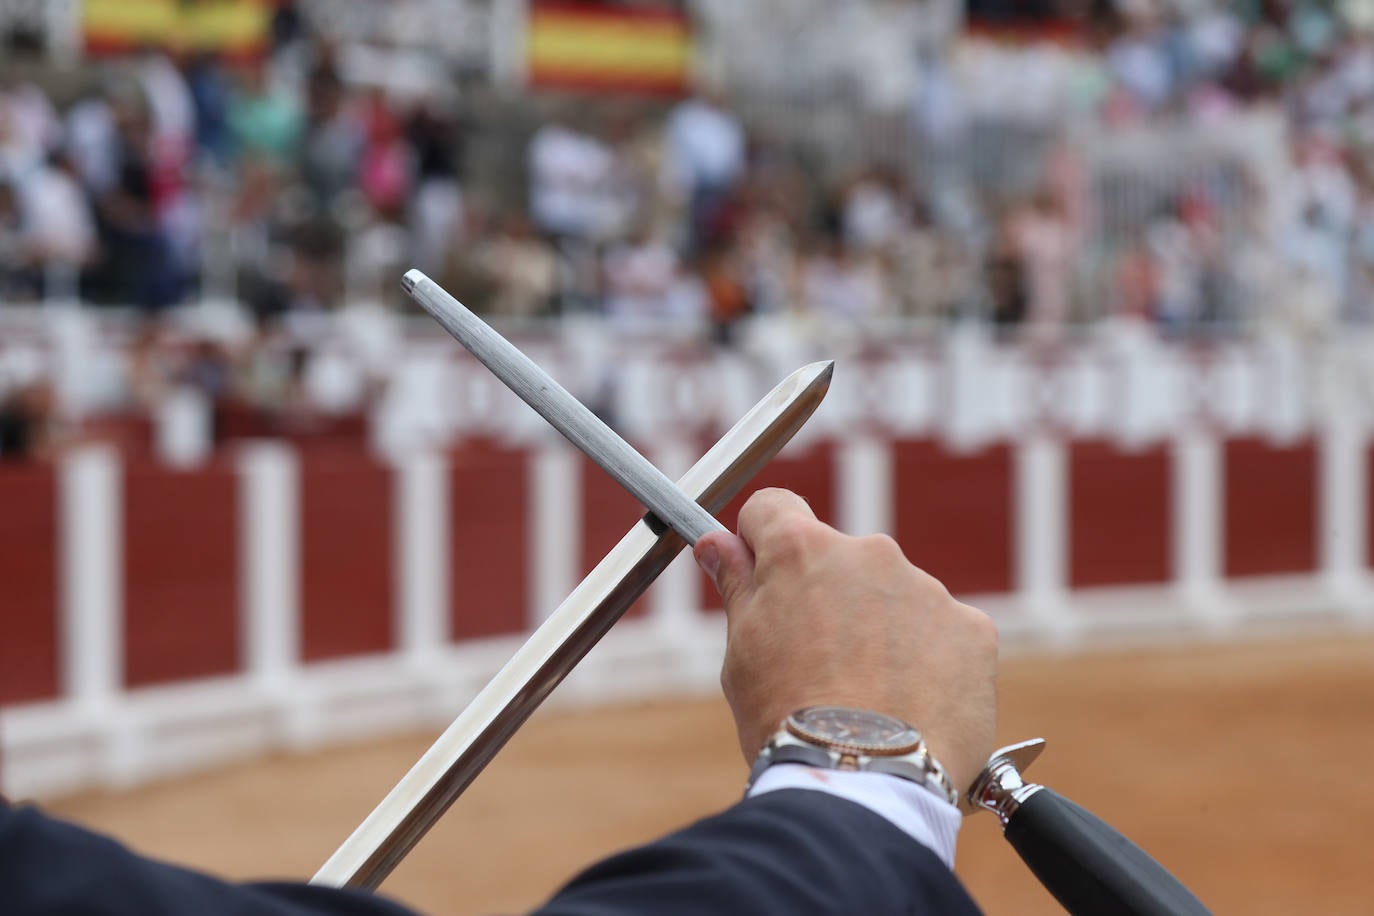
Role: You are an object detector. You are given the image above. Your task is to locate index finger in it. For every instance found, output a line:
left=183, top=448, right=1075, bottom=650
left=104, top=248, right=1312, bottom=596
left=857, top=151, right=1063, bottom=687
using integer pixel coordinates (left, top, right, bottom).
left=735, top=487, right=821, bottom=565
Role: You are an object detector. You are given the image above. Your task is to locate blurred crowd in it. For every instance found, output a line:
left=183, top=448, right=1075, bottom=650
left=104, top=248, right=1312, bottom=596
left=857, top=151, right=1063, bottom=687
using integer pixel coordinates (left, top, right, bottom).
left=8, top=0, right=1374, bottom=461
left=6, top=3, right=1374, bottom=332
left=942, top=0, right=1374, bottom=335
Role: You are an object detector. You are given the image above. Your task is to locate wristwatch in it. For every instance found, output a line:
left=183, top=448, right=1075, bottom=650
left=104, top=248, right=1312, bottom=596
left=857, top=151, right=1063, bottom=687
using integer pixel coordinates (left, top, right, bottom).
left=745, top=705, right=960, bottom=807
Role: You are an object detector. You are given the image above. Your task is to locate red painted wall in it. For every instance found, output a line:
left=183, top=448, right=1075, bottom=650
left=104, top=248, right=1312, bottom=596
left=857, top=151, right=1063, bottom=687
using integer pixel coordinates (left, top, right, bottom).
left=581, top=451, right=652, bottom=618
left=450, top=443, right=529, bottom=639
left=0, top=466, right=59, bottom=703
left=1068, top=440, right=1171, bottom=587
left=1223, top=438, right=1318, bottom=577
left=892, top=440, right=1014, bottom=597
left=123, top=463, right=240, bottom=687
left=700, top=442, right=836, bottom=612
left=299, top=454, right=394, bottom=660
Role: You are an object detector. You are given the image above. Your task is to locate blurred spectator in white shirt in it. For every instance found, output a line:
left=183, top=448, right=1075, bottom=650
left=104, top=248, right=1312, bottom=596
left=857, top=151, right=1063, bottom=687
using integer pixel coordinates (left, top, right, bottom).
left=662, top=90, right=746, bottom=251
left=137, top=49, right=196, bottom=163
left=1107, top=14, right=1174, bottom=111
left=528, top=122, right=616, bottom=240
left=603, top=224, right=688, bottom=326
left=842, top=171, right=903, bottom=252
left=66, top=88, right=119, bottom=196
left=795, top=235, right=887, bottom=322
left=18, top=153, right=95, bottom=271
left=0, top=77, right=59, bottom=177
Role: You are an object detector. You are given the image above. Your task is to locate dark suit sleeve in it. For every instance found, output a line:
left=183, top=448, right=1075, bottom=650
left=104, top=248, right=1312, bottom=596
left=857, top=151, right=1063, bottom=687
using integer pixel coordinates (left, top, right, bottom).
left=0, top=802, right=419, bottom=916
left=533, top=788, right=983, bottom=916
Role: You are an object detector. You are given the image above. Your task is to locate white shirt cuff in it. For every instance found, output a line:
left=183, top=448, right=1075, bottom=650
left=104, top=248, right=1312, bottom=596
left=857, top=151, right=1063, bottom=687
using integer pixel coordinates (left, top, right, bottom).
left=746, top=765, right=962, bottom=869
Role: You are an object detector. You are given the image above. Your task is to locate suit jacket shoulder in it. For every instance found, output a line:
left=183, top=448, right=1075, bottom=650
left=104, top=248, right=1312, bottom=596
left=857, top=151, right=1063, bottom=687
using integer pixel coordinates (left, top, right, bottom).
left=535, top=788, right=983, bottom=916
left=0, top=802, right=417, bottom=916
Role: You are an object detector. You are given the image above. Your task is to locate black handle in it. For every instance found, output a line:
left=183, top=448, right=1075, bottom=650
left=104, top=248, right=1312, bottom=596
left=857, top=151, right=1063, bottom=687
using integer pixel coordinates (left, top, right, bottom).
left=1003, top=788, right=1211, bottom=916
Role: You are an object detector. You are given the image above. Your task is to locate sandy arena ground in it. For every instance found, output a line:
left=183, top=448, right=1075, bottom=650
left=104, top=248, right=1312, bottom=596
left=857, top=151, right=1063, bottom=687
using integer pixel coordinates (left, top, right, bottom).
left=43, top=633, right=1374, bottom=915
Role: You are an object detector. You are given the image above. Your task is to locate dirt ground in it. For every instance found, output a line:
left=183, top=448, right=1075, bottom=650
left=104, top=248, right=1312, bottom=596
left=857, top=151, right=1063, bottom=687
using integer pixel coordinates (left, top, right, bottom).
left=45, top=633, right=1374, bottom=915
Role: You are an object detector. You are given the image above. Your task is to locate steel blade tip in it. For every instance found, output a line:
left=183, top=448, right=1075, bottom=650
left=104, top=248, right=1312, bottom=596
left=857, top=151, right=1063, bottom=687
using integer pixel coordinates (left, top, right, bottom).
left=807, top=360, right=836, bottom=384
left=791, top=360, right=835, bottom=396
left=401, top=268, right=426, bottom=294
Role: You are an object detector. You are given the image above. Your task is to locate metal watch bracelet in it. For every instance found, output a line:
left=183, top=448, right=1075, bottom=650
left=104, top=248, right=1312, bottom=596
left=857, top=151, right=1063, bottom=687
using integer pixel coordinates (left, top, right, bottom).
left=745, top=732, right=961, bottom=807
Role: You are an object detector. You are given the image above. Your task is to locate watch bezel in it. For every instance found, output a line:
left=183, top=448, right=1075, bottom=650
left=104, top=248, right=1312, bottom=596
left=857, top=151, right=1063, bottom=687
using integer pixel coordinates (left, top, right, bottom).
left=784, top=706, right=923, bottom=757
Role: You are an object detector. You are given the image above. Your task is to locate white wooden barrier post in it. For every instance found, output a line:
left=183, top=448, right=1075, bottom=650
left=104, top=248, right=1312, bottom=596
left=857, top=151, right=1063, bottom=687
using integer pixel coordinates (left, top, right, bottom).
left=60, top=446, right=122, bottom=715
left=1173, top=430, right=1231, bottom=628
left=396, top=451, right=450, bottom=670
left=1016, top=434, right=1072, bottom=641
left=837, top=436, right=893, bottom=538
left=1320, top=410, right=1373, bottom=617
left=530, top=439, right=579, bottom=626
left=649, top=439, right=700, bottom=635
left=239, top=443, right=300, bottom=695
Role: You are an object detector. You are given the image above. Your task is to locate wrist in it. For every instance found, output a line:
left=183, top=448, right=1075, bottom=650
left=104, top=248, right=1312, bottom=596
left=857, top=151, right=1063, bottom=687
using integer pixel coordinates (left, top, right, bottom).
left=745, top=706, right=960, bottom=808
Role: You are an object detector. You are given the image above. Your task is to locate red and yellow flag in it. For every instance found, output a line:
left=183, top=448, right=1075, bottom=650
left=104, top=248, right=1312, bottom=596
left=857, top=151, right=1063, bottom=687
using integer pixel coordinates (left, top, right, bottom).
left=83, top=0, right=271, bottom=58
left=527, top=1, right=692, bottom=96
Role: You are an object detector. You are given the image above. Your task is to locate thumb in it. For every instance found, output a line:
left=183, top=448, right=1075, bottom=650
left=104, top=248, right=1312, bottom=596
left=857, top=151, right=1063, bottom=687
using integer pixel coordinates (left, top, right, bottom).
left=694, top=531, right=755, bottom=607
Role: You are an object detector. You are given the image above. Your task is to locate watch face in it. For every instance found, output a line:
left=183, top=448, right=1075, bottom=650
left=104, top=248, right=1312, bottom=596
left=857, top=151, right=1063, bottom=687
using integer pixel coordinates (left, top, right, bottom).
left=786, top=706, right=921, bottom=755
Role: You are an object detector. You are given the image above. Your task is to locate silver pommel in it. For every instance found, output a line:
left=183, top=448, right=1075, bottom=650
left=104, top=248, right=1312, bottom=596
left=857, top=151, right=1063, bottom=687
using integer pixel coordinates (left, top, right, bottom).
left=966, top=738, right=1048, bottom=825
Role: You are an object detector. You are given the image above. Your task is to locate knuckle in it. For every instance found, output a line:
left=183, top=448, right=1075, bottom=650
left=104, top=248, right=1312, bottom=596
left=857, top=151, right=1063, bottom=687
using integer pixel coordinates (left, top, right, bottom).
left=769, top=518, right=821, bottom=560
left=739, top=487, right=788, bottom=522
left=963, top=604, right=999, bottom=647
left=912, top=566, right=953, bottom=601
left=859, top=532, right=907, bottom=563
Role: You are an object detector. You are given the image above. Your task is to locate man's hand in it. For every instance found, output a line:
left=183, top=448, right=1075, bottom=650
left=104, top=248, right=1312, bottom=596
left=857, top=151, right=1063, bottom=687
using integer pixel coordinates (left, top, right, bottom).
left=693, top=488, right=998, bottom=799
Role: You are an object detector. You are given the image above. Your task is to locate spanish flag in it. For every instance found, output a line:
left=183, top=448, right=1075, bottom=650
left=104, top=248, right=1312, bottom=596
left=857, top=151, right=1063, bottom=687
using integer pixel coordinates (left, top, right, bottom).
left=527, top=1, right=692, bottom=96
left=83, top=0, right=271, bottom=58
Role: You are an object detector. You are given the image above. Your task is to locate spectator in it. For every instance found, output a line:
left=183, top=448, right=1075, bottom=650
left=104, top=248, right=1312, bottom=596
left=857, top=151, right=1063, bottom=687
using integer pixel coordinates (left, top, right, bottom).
left=662, top=88, right=746, bottom=252
left=528, top=121, right=616, bottom=312
left=987, top=208, right=1028, bottom=328
left=701, top=244, right=751, bottom=344
left=135, top=48, right=196, bottom=170
left=0, top=381, right=54, bottom=461
left=65, top=86, right=119, bottom=196
left=17, top=152, right=96, bottom=294
left=472, top=216, right=559, bottom=320
left=1009, top=191, right=1074, bottom=332
left=528, top=121, right=616, bottom=241
left=0, top=177, right=36, bottom=299
left=358, top=90, right=412, bottom=219
left=794, top=234, right=888, bottom=322
left=187, top=52, right=233, bottom=165
left=0, top=73, right=59, bottom=177
left=92, top=91, right=181, bottom=309
left=841, top=170, right=904, bottom=252
left=228, top=60, right=301, bottom=166
left=735, top=203, right=797, bottom=316
left=602, top=223, right=687, bottom=327
left=406, top=100, right=465, bottom=276
left=1106, top=12, right=1175, bottom=112
left=297, top=61, right=362, bottom=207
